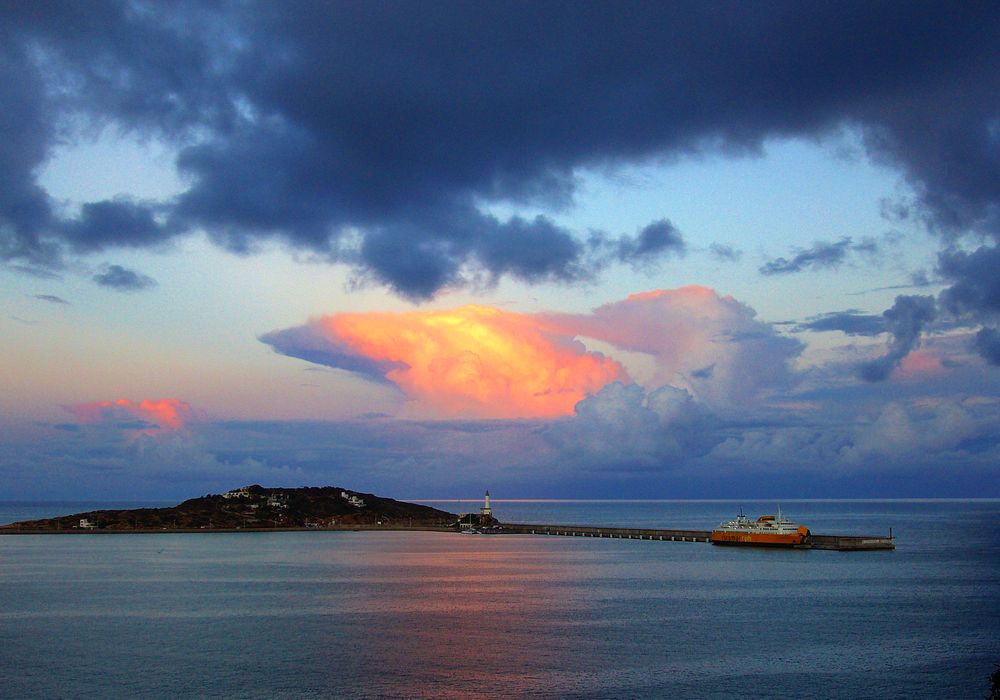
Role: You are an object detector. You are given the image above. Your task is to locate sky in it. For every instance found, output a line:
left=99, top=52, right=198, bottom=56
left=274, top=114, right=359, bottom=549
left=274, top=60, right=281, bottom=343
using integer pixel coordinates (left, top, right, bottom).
left=2, top=1, right=1000, bottom=500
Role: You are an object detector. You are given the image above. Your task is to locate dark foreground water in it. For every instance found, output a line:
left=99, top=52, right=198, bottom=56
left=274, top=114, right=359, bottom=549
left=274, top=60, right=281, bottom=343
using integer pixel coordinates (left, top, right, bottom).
left=1, top=500, right=998, bottom=699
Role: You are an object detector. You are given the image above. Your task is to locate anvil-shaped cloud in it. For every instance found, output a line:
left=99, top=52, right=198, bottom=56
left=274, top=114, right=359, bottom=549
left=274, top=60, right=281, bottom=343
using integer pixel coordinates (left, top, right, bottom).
left=64, top=398, right=193, bottom=433
left=261, top=287, right=802, bottom=418
left=262, top=305, right=628, bottom=419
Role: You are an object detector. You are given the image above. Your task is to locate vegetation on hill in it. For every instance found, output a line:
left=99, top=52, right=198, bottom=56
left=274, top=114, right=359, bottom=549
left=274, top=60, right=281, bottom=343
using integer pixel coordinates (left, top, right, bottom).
left=1, top=485, right=458, bottom=531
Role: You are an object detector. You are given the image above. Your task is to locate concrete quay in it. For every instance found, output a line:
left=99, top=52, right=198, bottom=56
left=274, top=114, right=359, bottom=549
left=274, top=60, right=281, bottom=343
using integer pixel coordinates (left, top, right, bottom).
left=807, top=534, right=896, bottom=550
left=499, top=522, right=895, bottom=550
left=501, top=522, right=712, bottom=542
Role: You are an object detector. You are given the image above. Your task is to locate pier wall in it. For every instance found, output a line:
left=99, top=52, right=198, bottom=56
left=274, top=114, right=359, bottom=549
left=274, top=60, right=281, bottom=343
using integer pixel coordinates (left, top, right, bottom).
left=501, top=523, right=711, bottom=542
left=501, top=523, right=894, bottom=550
left=808, top=534, right=895, bottom=550
left=0, top=522, right=895, bottom=549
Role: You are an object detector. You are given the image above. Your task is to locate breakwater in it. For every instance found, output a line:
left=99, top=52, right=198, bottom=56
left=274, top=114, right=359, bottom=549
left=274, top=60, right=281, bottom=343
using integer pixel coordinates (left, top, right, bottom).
left=500, top=522, right=895, bottom=550
left=502, top=523, right=712, bottom=542
left=0, top=521, right=896, bottom=549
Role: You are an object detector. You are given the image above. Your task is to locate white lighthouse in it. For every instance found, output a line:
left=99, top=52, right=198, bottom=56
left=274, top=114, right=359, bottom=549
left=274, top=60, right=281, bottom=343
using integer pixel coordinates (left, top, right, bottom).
left=480, top=490, right=492, bottom=518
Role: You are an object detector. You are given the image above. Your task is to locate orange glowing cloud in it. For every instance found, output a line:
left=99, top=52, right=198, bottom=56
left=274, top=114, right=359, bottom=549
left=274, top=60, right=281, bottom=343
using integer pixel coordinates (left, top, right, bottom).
left=65, top=398, right=193, bottom=433
left=262, top=287, right=805, bottom=417
left=263, top=305, right=628, bottom=419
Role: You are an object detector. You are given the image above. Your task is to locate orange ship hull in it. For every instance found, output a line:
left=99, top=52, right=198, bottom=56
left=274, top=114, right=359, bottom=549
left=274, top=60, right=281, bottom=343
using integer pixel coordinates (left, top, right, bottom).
left=710, top=530, right=806, bottom=546
left=711, top=511, right=811, bottom=547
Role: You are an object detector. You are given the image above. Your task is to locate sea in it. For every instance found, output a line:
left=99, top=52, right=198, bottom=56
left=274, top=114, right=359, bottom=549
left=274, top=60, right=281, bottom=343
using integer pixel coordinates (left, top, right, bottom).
left=1, top=499, right=998, bottom=699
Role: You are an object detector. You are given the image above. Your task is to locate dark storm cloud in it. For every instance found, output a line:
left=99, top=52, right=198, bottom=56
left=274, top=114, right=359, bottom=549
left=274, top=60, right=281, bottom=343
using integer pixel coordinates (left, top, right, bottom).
left=759, top=238, right=877, bottom=276
left=974, top=328, right=1000, bottom=366
left=616, top=219, right=685, bottom=267
left=93, top=265, right=157, bottom=291
left=797, top=310, right=886, bottom=336
left=859, top=295, right=937, bottom=382
left=937, top=246, right=1000, bottom=318
left=63, top=200, right=172, bottom=253
left=937, top=246, right=1000, bottom=365
left=0, top=0, right=225, bottom=266
left=0, top=37, right=57, bottom=267
left=351, top=208, right=612, bottom=298
left=1, top=2, right=999, bottom=298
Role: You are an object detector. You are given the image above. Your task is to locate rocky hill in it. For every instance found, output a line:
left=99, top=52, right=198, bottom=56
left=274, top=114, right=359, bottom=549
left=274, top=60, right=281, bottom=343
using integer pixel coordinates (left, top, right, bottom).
left=2, top=485, right=458, bottom=531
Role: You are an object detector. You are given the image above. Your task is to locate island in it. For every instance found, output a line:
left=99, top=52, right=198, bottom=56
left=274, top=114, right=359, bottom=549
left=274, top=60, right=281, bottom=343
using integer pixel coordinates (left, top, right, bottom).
left=0, top=485, right=460, bottom=533
left=0, top=490, right=894, bottom=549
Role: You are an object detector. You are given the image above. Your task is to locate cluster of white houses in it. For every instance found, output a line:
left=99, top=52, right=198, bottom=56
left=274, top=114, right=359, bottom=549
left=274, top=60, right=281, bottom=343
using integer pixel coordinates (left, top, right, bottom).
left=222, top=487, right=253, bottom=499
left=222, top=486, right=364, bottom=508
left=221, top=487, right=290, bottom=509
left=340, top=491, right=366, bottom=508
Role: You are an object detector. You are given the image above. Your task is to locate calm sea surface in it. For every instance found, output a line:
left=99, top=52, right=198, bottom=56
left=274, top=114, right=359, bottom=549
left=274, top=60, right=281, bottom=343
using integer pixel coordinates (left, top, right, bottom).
left=1, top=500, right=998, bottom=699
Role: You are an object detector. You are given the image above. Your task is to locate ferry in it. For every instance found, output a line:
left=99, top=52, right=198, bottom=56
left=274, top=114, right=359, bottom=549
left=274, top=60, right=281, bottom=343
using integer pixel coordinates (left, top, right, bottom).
left=710, top=507, right=811, bottom=547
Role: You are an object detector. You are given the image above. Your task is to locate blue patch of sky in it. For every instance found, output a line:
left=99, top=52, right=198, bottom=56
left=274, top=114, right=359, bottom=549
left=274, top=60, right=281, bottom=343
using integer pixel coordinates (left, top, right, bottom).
left=29, top=129, right=942, bottom=342
left=479, top=133, right=938, bottom=321
left=38, top=129, right=185, bottom=211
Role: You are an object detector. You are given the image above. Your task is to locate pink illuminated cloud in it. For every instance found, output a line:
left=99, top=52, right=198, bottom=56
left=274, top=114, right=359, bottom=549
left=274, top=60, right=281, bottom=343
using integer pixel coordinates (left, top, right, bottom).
left=541, top=286, right=803, bottom=407
left=65, top=398, right=194, bottom=433
left=895, top=350, right=946, bottom=380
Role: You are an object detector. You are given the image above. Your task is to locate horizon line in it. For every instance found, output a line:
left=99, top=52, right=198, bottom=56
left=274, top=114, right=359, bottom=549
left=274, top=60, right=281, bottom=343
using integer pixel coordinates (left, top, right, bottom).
left=3, top=497, right=999, bottom=505
left=413, top=497, right=1000, bottom=503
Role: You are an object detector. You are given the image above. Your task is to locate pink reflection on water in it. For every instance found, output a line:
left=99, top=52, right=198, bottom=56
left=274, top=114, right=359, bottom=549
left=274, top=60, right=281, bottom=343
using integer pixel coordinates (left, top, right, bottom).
left=313, top=533, right=611, bottom=697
